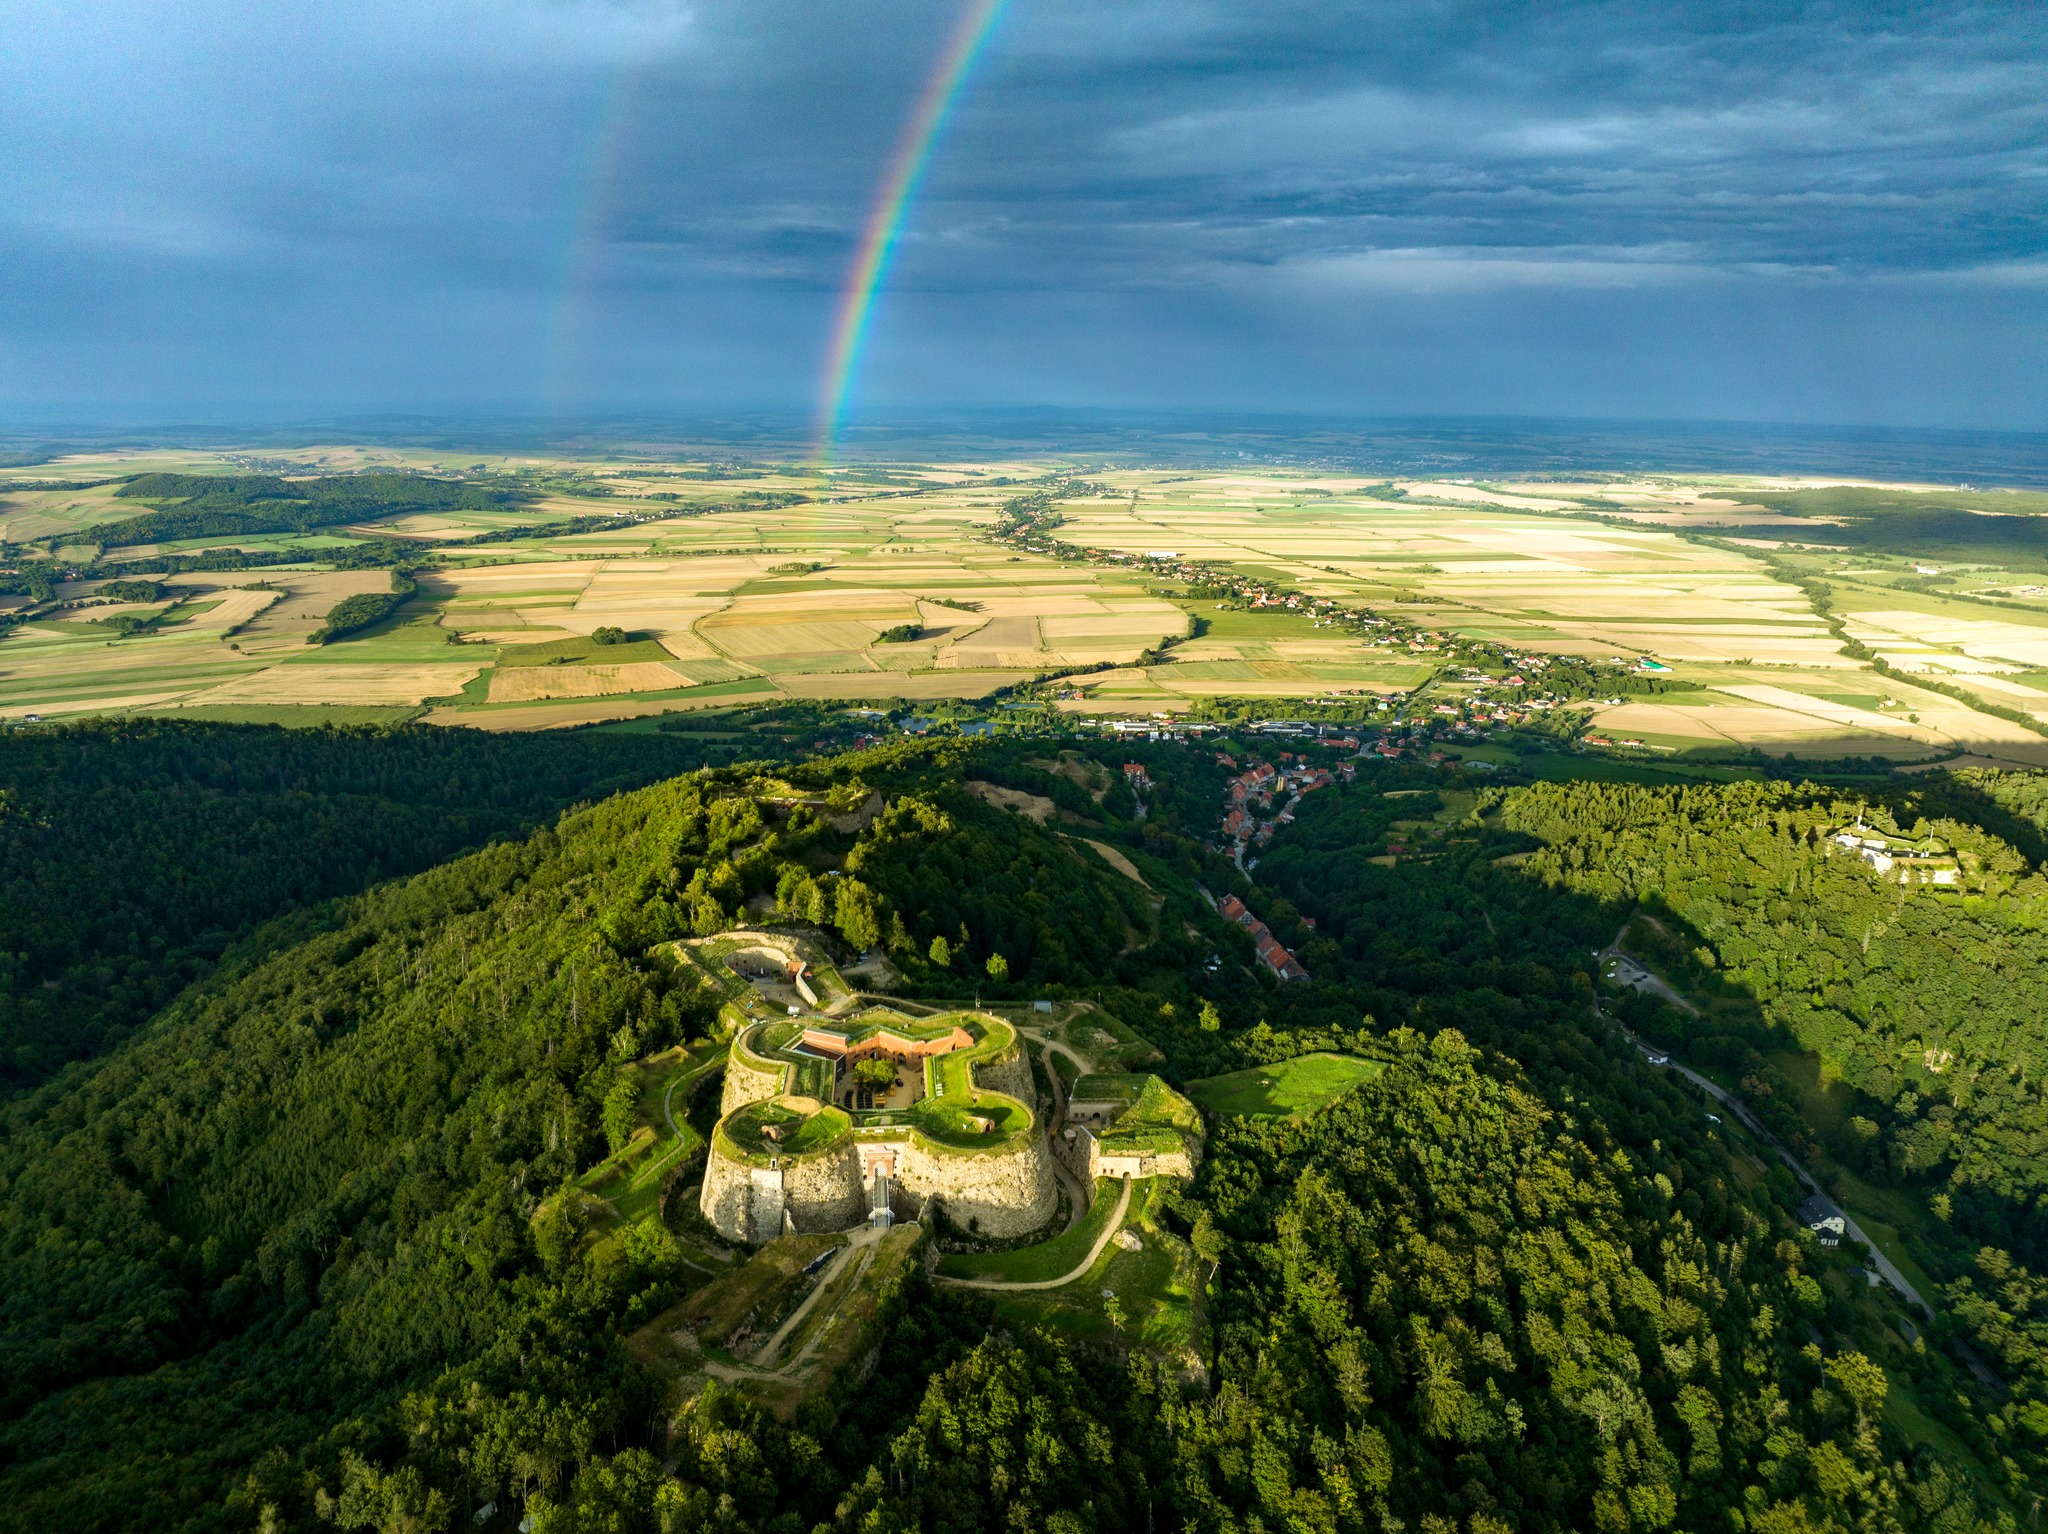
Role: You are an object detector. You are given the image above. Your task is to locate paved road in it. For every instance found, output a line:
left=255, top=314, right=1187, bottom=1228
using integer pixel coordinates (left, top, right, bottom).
left=1655, top=1042, right=1930, bottom=1308
left=1598, top=928, right=1700, bottom=1016
left=1594, top=932, right=1941, bottom=1308
left=936, top=1176, right=1132, bottom=1292
left=1605, top=982, right=2006, bottom=1388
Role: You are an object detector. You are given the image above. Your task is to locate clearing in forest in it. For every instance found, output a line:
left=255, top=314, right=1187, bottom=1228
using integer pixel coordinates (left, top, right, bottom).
left=1184, top=1052, right=1384, bottom=1118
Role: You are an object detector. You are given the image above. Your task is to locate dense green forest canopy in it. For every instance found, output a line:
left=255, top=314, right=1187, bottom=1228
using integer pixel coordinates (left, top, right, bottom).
left=86, top=472, right=533, bottom=548
left=0, top=719, right=729, bottom=1092
left=1494, top=778, right=2047, bottom=1256
left=1702, top=486, right=2048, bottom=566
left=0, top=729, right=2041, bottom=1533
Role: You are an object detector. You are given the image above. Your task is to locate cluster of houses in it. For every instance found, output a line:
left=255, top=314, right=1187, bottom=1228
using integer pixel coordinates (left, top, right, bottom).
left=1216, top=893, right=1310, bottom=981
left=1217, top=754, right=1340, bottom=854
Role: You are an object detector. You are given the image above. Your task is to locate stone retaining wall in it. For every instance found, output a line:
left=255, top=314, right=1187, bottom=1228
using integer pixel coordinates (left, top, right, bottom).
left=781, top=1138, right=867, bottom=1233
left=897, top=1132, right=1057, bottom=1238
left=1087, top=1138, right=1195, bottom=1184
left=700, top=1134, right=867, bottom=1242
left=699, top=1141, right=764, bottom=1243
left=720, top=1043, right=787, bottom=1115
left=974, top=1049, right=1034, bottom=1105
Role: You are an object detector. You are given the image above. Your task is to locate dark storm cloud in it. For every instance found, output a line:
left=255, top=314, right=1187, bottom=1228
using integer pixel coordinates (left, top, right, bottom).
left=0, top=0, right=2041, bottom=421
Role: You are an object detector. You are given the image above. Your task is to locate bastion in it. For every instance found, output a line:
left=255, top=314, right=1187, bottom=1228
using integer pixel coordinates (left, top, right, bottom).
left=701, top=1003, right=1056, bottom=1244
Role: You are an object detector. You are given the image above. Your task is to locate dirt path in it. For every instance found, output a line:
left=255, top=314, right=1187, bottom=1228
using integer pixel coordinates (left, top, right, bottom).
left=745, top=1223, right=886, bottom=1374
left=937, top=1175, right=1132, bottom=1292
left=1024, top=1033, right=1094, bottom=1233
left=1076, top=837, right=1149, bottom=888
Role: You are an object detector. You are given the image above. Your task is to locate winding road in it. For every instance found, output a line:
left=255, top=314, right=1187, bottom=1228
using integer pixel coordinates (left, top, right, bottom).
left=935, top=1175, right=1133, bottom=1292
left=1595, top=933, right=1929, bottom=1314
left=1598, top=933, right=2001, bottom=1388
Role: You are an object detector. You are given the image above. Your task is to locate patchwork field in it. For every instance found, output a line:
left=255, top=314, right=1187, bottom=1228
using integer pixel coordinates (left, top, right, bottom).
left=6, top=448, right=2048, bottom=757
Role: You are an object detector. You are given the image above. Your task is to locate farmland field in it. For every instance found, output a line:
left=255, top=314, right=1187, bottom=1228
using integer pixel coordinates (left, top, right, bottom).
left=8, top=448, right=2048, bottom=760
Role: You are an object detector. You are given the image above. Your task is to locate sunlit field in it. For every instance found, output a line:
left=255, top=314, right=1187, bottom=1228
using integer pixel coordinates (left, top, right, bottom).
left=7, top=448, right=2048, bottom=761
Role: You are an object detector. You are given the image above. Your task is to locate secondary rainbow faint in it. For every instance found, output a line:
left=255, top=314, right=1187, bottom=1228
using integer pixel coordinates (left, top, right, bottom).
left=813, top=0, right=1007, bottom=467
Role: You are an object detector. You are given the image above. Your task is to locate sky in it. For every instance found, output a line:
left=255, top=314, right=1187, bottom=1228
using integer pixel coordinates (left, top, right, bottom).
left=0, top=0, right=2042, bottom=429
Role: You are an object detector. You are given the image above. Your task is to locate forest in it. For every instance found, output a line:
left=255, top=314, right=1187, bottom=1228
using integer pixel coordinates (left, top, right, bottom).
left=0, top=722, right=2039, bottom=1532
left=0, top=719, right=729, bottom=1092
left=85, top=472, right=532, bottom=547
left=1708, top=485, right=2048, bottom=567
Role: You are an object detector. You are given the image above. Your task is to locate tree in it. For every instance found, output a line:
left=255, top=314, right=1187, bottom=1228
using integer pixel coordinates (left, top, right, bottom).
left=985, top=952, right=1009, bottom=982
left=601, top=1073, right=638, bottom=1154
left=928, top=934, right=952, bottom=967
left=1199, top=999, right=1222, bottom=1032
left=834, top=877, right=882, bottom=951
left=852, top=1058, right=897, bottom=1092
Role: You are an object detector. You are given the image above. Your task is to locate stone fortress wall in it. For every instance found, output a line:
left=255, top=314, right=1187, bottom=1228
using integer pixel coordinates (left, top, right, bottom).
left=972, top=1047, right=1033, bottom=1104
left=700, top=1131, right=868, bottom=1245
left=701, top=1011, right=1055, bottom=1244
left=894, top=1130, right=1055, bottom=1237
left=1084, top=1130, right=1196, bottom=1184
left=720, top=1041, right=787, bottom=1116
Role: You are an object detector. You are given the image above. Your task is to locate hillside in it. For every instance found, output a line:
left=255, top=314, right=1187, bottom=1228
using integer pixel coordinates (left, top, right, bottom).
left=0, top=719, right=730, bottom=1092
left=0, top=731, right=2036, bottom=1531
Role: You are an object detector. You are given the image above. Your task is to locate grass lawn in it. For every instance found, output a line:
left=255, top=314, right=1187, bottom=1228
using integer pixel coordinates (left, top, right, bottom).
left=1184, top=1052, right=1384, bottom=1118
left=987, top=1180, right=1199, bottom=1351
left=662, top=1232, right=845, bottom=1353
left=573, top=1044, right=722, bottom=1222
left=1054, top=1010, right=1163, bottom=1071
left=936, top=1177, right=1128, bottom=1281
left=721, top=1100, right=852, bottom=1161
left=913, top=1092, right=1029, bottom=1147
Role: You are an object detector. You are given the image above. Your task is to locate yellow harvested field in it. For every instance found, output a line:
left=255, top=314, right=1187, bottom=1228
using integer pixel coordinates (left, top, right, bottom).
left=950, top=616, right=1038, bottom=649
left=231, top=573, right=400, bottom=650
left=703, top=620, right=888, bottom=656
left=424, top=697, right=703, bottom=731
left=1040, top=613, right=1183, bottom=640
left=187, top=664, right=483, bottom=706
left=486, top=661, right=687, bottom=702
left=183, top=588, right=282, bottom=630
left=3, top=689, right=200, bottom=719
left=1716, top=684, right=1918, bottom=735
left=10, top=450, right=2047, bottom=757
left=1845, top=610, right=2048, bottom=669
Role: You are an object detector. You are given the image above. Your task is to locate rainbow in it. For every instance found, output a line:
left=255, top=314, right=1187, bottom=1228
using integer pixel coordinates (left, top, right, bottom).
left=814, top=0, right=1007, bottom=465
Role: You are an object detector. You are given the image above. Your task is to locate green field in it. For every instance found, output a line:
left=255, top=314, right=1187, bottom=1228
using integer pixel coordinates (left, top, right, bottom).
left=982, top=1178, right=1199, bottom=1350
left=1184, top=1052, right=1384, bottom=1118
left=719, top=1099, right=852, bottom=1161
left=936, top=1176, right=1127, bottom=1282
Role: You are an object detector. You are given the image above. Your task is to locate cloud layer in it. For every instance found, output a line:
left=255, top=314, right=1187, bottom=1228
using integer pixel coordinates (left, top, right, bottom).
left=0, top=0, right=2041, bottom=425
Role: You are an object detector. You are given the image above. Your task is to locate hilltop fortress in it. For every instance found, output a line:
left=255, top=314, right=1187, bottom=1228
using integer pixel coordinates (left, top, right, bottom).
left=681, top=930, right=1059, bottom=1244
left=681, top=927, right=1204, bottom=1246
left=701, top=1007, right=1056, bottom=1243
